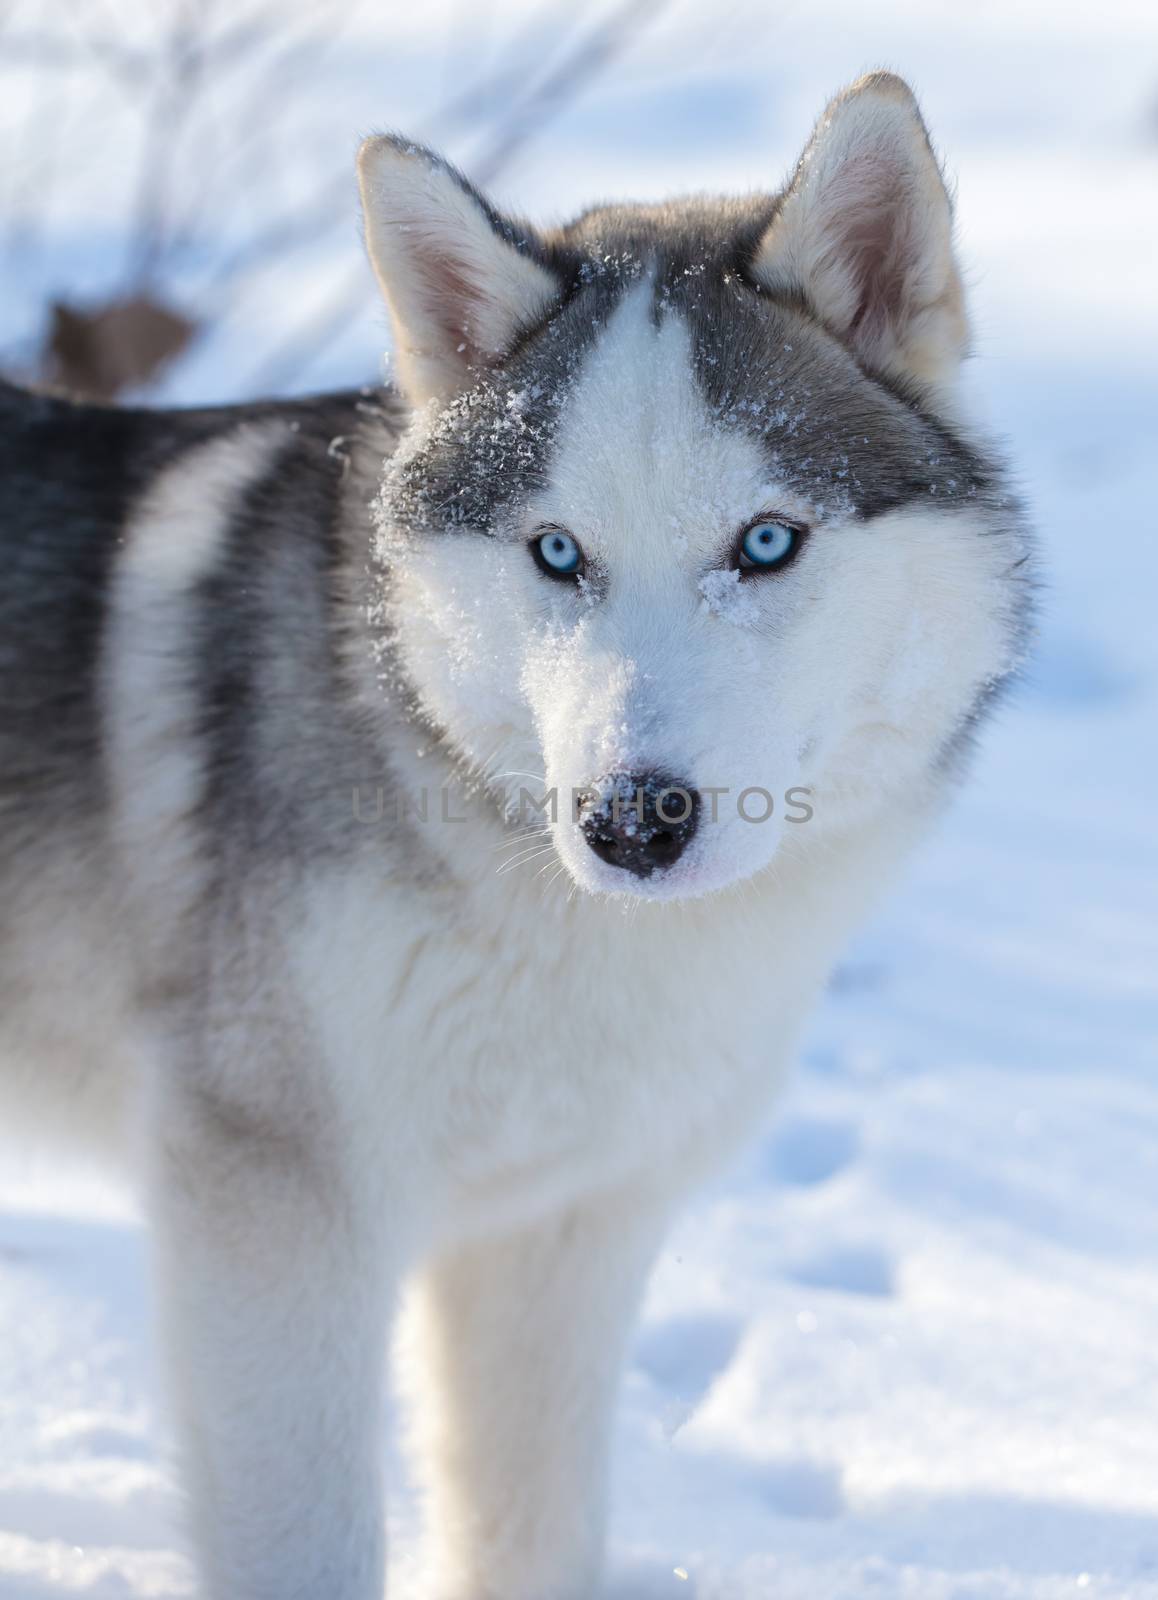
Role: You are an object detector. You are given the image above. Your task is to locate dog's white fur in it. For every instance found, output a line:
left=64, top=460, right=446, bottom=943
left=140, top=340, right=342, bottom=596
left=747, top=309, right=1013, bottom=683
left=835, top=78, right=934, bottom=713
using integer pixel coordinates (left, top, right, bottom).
left=0, top=74, right=1027, bottom=1600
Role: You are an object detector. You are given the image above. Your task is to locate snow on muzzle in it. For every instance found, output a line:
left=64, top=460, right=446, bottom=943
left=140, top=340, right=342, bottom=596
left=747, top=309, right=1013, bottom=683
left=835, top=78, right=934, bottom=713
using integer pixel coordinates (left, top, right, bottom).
left=577, top=772, right=701, bottom=879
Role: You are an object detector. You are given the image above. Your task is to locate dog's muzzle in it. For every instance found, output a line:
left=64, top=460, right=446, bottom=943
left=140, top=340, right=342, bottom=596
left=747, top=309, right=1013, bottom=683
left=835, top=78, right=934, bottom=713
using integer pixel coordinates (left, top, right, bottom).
left=579, top=772, right=701, bottom=878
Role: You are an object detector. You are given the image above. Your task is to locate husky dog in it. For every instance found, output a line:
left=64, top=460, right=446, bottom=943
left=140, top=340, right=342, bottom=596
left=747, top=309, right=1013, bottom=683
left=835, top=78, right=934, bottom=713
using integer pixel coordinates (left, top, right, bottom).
left=0, top=73, right=1030, bottom=1600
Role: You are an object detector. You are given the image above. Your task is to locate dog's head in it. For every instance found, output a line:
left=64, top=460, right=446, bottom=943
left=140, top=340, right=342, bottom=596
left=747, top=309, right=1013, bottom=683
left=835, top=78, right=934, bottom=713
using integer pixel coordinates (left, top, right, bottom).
left=360, top=74, right=1030, bottom=901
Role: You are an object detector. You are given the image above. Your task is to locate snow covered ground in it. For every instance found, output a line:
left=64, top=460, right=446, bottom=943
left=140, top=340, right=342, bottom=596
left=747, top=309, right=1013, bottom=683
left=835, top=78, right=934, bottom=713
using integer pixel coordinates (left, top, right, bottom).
left=1, top=2, right=1156, bottom=1595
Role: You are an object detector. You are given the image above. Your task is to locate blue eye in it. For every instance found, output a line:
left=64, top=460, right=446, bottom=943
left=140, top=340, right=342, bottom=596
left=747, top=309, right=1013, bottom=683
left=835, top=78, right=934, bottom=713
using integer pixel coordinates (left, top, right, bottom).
left=532, top=528, right=584, bottom=580
left=737, top=519, right=801, bottom=574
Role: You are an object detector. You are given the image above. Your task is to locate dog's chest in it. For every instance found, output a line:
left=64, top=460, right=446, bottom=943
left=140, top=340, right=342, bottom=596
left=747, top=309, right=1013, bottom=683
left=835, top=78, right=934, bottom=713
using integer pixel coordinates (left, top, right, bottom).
left=296, top=859, right=821, bottom=1234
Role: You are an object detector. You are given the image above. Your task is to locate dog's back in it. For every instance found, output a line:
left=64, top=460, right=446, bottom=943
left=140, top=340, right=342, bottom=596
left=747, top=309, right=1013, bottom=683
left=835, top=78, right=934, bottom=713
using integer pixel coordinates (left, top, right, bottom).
left=1, top=386, right=184, bottom=1150
left=0, top=383, right=172, bottom=833
left=0, top=381, right=398, bottom=1157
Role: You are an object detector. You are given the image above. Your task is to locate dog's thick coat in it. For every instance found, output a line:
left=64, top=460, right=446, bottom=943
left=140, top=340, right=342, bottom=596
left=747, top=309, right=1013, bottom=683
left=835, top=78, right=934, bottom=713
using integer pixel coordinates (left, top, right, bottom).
left=0, top=75, right=1031, bottom=1599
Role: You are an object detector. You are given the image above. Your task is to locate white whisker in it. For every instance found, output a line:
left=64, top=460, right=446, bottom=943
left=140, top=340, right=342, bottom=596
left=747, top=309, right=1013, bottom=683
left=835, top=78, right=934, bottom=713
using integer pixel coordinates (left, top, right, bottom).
left=496, top=845, right=557, bottom=877
left=491, top=826, right=553, bottom=855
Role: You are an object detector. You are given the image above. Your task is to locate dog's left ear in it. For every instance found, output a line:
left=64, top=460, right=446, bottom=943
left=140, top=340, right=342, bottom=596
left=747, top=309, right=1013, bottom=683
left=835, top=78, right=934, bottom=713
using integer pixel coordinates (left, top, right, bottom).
left=358, top=136, right=561, bottom=406
left=753, top=73, right=967, bottom=389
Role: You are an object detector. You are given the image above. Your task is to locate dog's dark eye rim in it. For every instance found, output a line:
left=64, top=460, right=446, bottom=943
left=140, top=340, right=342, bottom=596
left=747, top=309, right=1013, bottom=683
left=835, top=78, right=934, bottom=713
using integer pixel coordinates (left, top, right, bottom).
left=530, top=525, right=586, bottom=581
left=731, top=514, right=808, bottom=578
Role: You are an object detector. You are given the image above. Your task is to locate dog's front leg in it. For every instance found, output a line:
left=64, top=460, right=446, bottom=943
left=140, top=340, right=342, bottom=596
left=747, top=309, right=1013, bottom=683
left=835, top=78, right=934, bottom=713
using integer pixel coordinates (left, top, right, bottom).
left=402, top=1177, right=675, bottom=1600
left=147, top=1074, right=394, bottom=1600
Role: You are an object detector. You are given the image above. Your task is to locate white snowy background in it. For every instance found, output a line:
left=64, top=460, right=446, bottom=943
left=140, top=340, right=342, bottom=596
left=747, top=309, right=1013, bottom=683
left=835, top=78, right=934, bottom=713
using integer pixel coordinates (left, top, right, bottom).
left=1, top=1, right=1156, bottom=1595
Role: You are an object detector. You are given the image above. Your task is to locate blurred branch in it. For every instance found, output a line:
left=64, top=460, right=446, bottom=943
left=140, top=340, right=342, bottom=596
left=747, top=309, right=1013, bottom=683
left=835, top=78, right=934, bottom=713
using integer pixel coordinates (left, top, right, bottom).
left=435, top=1, right=585, bottom=133
left=249, top=0, right=672, bottom=392
left=244, top=258, right=373, bottom=396
left=161, top=1, right=370, bottom=268
left=0, top=0, right=672, bottom=399
left=208, top=0, right=666, bottom=306
left=0, top=29, right=150, bottom=82
left=470, top=0, right=667, bottom=184
left=125, top=0, right=215, bottom=288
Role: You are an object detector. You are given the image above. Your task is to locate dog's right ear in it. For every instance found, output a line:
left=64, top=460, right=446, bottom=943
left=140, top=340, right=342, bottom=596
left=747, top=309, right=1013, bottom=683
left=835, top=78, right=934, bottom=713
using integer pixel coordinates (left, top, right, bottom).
left=358, top=136, right=562, bottom=407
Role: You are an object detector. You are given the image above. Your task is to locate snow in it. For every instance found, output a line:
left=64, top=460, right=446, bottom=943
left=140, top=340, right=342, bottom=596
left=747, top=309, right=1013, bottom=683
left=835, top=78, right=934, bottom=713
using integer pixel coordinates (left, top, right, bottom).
left=2, top=1, right=1157, bottom=1595
left=698, top=567, right=760, bottom=628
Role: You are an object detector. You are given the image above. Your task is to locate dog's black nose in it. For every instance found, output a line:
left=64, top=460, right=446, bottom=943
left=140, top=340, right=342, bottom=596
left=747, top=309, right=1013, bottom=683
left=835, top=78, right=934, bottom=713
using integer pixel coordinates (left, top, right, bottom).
left=580, top=772, right=700, bottom=878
